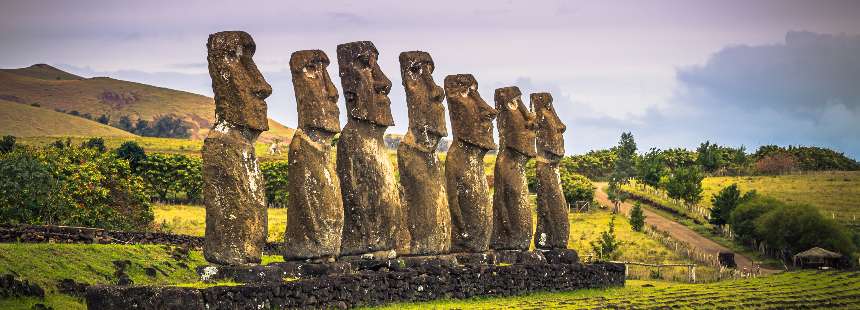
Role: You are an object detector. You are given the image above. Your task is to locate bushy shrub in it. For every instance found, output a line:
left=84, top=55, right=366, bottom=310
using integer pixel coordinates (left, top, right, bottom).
left=0, top=145, right=153, bottom=230
left=116, top=141, right=147, bottom=171
left=754, top=203, right=856, bottom=259
left=82, top=137, right=107, bottom=153
left=0, top=135, right=15, bottom=153
left=138, top=153, right=202, bottom=202
left=560, top=171, right=595, bottom=206
left=729, top=195, right=781, bottom=244
left=260, top=160, right=289, bottom=208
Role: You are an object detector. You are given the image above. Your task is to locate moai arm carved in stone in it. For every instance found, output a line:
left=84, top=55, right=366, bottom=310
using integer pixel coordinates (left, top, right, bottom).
left=491, top=86, right=537, bottom=251
left=203, top=31, right=271, bottom=265
left=531, top=92, right=569, bottom=250
left=397, top=51, right=451, bottom=255
left=283, top=50, right=344, bottom=261
left=444, top=74, right=498, bottom=253
left=336, top=41, right=405, bottom=257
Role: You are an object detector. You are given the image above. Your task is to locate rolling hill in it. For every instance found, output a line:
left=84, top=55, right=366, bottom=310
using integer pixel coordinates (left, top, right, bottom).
left=0, top=99, right=135, bottom=137
left=0, top=64, right=293, bottom=143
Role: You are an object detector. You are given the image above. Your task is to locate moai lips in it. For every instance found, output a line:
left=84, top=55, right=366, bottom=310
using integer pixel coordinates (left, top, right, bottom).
left=397, top=51, right=451, bottom=255
left=531, top=92, right=570, bottom=250
left=282, top=50, right=344, bottom=260
left=444, top=74, right=498, bottom=253
left=336, top=41, right=405, bottom=256
left=491, top=86, right=536, bottom=251
left=203, top=31, right=270, bottom=265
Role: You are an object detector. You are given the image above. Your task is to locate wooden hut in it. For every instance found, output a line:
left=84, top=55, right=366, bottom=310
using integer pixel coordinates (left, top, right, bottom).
left=792, top=247, right=842, bottom=269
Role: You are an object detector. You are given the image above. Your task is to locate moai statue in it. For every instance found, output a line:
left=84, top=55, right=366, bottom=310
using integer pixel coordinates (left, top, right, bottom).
left=397, top=51, right=450, bottom=255
left=444, top=74, right=498, bottom=253
left=531, top=93, right=569, bottom=250
left=336, top=41, right=405, bottom=257
left=202, top=31, right=271, bottom=265
left=490, top=86, right=537, bottom=251
left=282, top=50, right=344, bottom=261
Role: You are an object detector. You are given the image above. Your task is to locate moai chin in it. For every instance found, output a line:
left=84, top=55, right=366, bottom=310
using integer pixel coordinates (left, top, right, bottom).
left=336, top=41, right=405, bottom=256
left=202, top=31, right=271, bottom=265
left=491, top=86, right=537, bottom=251
left=444, top=74, right=498, bottom=253
left=397, top=51, right=451, bottom=255
left=531, top=92, right=570, bottom=250
left=282, top=50, right=345, bottom=260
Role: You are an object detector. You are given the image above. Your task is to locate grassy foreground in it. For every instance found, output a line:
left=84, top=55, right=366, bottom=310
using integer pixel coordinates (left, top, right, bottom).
left=371, top=271, right=860, bottom=309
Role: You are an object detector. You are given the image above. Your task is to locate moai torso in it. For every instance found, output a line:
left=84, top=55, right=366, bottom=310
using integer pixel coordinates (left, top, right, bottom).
left=531, top=93, right=569, bottom=250
left=396, top=51, right=450, bottom=255
left=491, top=86, right=537, bottom=251
left=202, top=31, right=271, bottom=265
left=336, top=41, right=404, bottom=256
left=283, top=50, right=344, bottom=260
left=444, top=74, right=498, bottom=253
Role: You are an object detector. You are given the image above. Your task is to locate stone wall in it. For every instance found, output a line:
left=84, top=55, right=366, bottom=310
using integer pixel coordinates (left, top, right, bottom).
left=0, top=224, right=280, bottom=254
left=87, top=262, right=624, bottom=309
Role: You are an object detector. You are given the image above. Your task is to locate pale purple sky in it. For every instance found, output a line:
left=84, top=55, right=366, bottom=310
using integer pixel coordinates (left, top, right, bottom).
left=2, top=0, right=859, bottom=157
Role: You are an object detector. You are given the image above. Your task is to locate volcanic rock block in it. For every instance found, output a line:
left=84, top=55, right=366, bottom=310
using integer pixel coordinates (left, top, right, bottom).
left=491, top=86, right=537, bottom=251
left=397, top=51, right=451, bottom=255
left=444, top=74, right=498, bottom=253
left=202, top=31, right=271, bottom=265
left=336, top=41, right=405, bottom=256
left=282, top=50, right=344, bottom=260
left=531, top=92, right=569, bottom=250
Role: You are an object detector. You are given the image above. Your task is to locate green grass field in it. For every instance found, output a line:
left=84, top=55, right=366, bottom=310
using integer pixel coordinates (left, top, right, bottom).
left=371, top=271, right=860, bottom=309
left=702, top=171, right=860, bottom=231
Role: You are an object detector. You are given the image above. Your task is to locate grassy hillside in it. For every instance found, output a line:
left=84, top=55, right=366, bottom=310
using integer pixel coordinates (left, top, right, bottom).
left=374, top=271, right=860, bottom=309
left=0, top=64, right=293, bottom=143
left=0, top=100, right=135, bottom=137
left=153, top=204, right=288, bottom=241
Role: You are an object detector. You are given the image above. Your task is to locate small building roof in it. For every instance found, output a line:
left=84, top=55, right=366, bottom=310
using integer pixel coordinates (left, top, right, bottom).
left=793, top=247, right=842, bottom=259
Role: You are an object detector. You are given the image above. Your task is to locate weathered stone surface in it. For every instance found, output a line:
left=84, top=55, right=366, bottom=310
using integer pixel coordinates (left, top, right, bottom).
left=203, top=31, right=271, bottom=265
left=444, top=74, right=498, bottom=253
left=336, top=41, right=404, bottom=256
left=491, top=86, right=536, bottom=251
left=531, top=92, right=570, bottom=250
left=283, top=50, right=344, bottom=260
left=397, top=51, right=450, bottom=255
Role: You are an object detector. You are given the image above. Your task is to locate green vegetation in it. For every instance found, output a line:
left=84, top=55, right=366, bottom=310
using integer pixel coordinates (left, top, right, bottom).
left=568, top=209, right=684, bottom=264
left=372, top=271, right=860, bottom=309
left=14, top=135, right=285, bottom=160
left=753, top=145, right=860, bottom=172
left=590, top=215, right=623, bottom=261
left=629, top=202, right=645, bottom=232
left=0, top=99, right=135, bottom=137
left=260, top=160, right=290, bottom=208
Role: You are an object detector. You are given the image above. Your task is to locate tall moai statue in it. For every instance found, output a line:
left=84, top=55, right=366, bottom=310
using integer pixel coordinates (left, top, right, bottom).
left=282, top=50, right=344, bottom=261
left=531, top=93, right=569, bottom=250
left=336, top=41, right=405, bottom=256
left=202, top=31, right=271, bottom=265
left=397, top=51, right=451, bottom=255
left=490, top=86, right=537, bottom=251
left=444, top=74, right=498, bottom=253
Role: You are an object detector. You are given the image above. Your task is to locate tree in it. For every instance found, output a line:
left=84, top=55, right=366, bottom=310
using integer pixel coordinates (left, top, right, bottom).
left=610, top=132, right=637, bottom=185
left=97, top=114, right=110, bottom=125
left=116, top=141, right=147, bottom=171
left=665, top=165, right=704, bottom=206
left=591, top=216, right=623, bottom=260
left=636, top=148, right=665, bottom=189
left=709, top=184, right=756, bottom=227
left=261, top=161, right=289, bottom=208
left=754, top=203, right=856, bottom=260
left=629, top=202, right=646, bottom=231
left=82, top=137, right=107, bottom=153
left=0, top=135, right=15, bottom=153
left=729, top=195, right=782, bottom=243
left=118, top=115, right=134, bottom=131
left=696, top=141, right=725, bottom=173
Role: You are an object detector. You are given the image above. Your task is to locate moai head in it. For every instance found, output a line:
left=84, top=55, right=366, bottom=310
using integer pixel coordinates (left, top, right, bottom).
left=337, top=41, right=394, bottom=126
left=495, top=86, right=537, bottom=157
left=531, top=92, right=566, bottom=159
left=207, top=31, right=271, bottom=132
left=399, top=51, right=447, bottom=143
left=444, top=74, right=498, bottom=150
left=290, top=50, right=341, bottom=134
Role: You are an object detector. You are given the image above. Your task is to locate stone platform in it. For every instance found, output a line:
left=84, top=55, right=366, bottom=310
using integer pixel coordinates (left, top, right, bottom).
left=86, top=251, right=623, bottom=309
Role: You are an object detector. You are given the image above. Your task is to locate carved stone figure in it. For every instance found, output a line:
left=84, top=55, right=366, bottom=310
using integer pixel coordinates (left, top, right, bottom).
left=282, top=50, right=344, bottom=261
left=444, top=74, right=498, bottom=253
left=336, top=41, right=405, bottom=256
left=531, top=92, right=569, bottom=250
left=490, top=86, right=537, bottom=251
left=397, top=51, right=450, bottom=255
left=202, top=31, right=271, bottom=265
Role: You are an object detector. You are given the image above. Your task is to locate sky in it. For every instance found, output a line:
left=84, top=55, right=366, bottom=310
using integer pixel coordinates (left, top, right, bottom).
left=2, top=0, right=859, bottom=157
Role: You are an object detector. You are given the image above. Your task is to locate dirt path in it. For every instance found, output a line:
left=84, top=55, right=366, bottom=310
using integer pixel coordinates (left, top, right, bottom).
left=594, top=183, right=774, bottom=273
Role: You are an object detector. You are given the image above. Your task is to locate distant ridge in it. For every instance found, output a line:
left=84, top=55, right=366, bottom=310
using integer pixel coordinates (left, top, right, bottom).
left=0, top=64, right=293, bottom=143
left=0, top=99, right=135, bottom=137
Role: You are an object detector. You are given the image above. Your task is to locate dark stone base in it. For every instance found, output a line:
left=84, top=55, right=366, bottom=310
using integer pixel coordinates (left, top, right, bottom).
left=494, top=250, right=547, bottom=265
left=541, top=249, right=580, bottom=265
left=87, top=262, right=625, bottom=309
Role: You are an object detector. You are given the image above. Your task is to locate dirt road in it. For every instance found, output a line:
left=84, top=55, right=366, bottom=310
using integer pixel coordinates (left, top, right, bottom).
left=594, top=183, right=772, bottom=272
